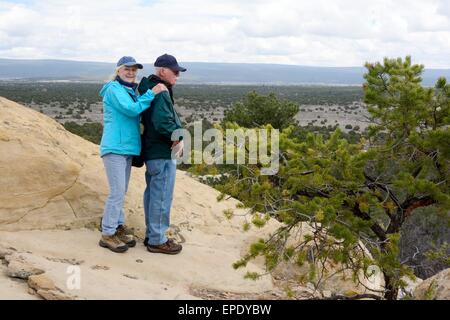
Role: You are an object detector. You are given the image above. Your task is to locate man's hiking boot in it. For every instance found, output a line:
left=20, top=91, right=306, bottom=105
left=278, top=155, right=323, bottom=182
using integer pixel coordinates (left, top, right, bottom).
left=116, top=225, right=136, bottom=247
left=146, top=238, right=182, bottom=255
left=99, top=234, right=128, bottom=253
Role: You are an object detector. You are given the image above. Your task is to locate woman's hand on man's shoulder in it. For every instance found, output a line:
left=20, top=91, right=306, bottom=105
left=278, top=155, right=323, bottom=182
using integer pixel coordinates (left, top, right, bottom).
left=151, top=83, right=168, bottom=95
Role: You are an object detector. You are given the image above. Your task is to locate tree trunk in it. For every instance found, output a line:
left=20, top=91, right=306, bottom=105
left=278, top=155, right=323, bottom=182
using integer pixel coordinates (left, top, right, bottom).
left=383, top=272, right=399, bottom=300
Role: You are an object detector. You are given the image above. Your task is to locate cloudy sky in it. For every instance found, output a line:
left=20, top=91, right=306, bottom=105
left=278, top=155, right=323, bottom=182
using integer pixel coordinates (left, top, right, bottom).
left=0, top=0, right=449, bottom=67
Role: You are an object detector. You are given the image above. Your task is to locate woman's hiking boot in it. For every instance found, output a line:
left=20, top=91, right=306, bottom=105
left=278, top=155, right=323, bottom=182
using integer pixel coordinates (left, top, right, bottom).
left=99, top=234, right=129, bottom=253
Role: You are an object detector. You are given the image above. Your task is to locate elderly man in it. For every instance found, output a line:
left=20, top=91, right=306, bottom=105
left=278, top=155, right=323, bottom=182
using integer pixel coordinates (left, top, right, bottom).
left=137, top=54, right=186, bottom=255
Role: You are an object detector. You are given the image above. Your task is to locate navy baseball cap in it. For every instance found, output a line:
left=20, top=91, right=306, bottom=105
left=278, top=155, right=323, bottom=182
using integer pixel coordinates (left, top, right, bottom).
left=154, top=54, right=187, bottom=72
left=116, top=56, right=143, bottom=69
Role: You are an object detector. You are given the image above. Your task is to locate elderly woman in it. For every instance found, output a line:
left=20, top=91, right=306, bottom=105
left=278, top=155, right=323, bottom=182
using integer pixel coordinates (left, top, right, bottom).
left=99, top=56, right=167, bottom=253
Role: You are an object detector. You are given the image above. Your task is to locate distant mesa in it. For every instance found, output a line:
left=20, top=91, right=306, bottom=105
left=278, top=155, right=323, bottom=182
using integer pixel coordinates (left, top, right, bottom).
left=1, top=58, right=449, bottom=86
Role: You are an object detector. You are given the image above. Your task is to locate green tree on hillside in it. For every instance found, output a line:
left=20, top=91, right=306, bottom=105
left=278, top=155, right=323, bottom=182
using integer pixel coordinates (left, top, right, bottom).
left=223, top=91, right=300, bottom=129
left=206, top=57, right=449, bottom=300
left=63, top=122, right=103, bottom=144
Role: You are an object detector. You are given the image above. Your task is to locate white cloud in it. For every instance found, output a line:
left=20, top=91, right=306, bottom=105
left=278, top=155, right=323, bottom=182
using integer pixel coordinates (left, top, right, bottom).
left=437, top=0, right=450, bottom=18
left=0, top=0, right=449, bottom=67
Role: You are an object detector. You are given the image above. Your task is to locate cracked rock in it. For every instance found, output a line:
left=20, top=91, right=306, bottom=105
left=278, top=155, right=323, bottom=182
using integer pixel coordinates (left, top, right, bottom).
left=6, top=259, right=45, bottom=279
left=28, top=274, right=57, bottom=291
left=0, top=245, right=16, bottom=259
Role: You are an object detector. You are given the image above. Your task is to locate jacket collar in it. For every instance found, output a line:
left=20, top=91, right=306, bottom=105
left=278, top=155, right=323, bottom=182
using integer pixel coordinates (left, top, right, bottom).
left=115, top=76, right=138, bottom=91
left=148, top=75, right=174, bottom=104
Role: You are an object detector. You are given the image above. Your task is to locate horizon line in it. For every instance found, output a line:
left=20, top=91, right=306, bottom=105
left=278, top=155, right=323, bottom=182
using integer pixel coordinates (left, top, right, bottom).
left=1, top=57, right=450, bottom=70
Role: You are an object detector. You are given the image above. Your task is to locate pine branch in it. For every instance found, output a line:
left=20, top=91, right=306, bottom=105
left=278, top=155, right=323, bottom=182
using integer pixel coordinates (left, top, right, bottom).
left=386, top=196, right=436, bottom=234
left=346, top=200, right=387, bottom=242
left=402, top=196, right=436, bottom=219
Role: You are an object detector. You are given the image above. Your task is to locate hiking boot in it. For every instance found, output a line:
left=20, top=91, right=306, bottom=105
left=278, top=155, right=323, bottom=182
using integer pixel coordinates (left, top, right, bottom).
left=116, top=225, right=136, bottom=247
left=99, top=234, right=129, bottom=253
left=146, top=238, right=182, bottom=255
left=117, top=224, right=135, bottom=236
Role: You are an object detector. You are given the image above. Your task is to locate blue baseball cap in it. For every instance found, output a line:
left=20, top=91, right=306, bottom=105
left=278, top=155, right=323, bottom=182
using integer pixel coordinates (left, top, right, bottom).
left=154, top=54, right=187, bottom=72
left=116, top=56, right=143, bottom=69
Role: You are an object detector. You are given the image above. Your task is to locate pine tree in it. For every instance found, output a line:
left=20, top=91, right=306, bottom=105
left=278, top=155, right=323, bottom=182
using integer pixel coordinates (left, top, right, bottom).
left=202, top=57, right=449, bottom=300
left=223, top=91, right=299, bottom=129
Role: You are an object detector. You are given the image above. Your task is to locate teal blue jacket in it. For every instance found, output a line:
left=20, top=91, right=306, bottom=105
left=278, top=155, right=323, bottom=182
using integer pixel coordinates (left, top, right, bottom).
left=99, top=80, right=155, bottom=157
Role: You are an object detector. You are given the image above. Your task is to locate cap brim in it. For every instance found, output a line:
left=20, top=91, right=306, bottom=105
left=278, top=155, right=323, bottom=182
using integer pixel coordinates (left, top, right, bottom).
left=172, top=65, right=187, bottom=72
left=123, top=62, right=144, bottom=69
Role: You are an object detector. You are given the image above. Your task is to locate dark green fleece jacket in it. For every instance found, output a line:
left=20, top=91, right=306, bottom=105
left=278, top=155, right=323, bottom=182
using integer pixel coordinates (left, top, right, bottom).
left=138, top=75, right=183, bottom=160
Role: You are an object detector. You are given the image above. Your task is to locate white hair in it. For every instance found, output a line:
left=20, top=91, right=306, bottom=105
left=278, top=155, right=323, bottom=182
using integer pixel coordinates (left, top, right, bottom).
left=109, top=66, right=122, bottom=81
left=155, top=67, right=164, bottom=76
left=109, top=65, right=138, bottom=83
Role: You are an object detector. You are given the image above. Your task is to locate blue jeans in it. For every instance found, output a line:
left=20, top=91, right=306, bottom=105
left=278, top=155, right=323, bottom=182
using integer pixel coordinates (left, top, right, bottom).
left=101, top=153, right=132, bottom=236
left=144, top=159, right=177, bottom=245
